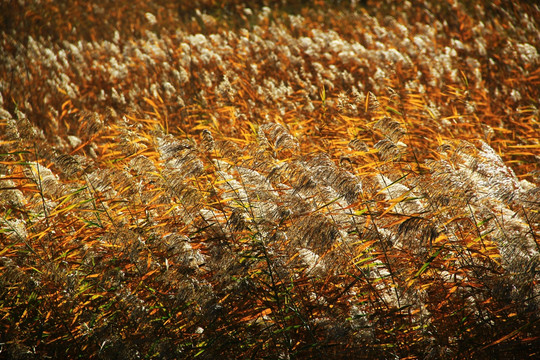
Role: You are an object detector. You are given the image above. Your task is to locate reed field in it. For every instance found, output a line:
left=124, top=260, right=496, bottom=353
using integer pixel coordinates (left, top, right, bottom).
left=0, top=0, right=539, bottom=358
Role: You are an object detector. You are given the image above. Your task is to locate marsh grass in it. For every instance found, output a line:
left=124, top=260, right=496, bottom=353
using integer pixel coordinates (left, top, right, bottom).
left=1, top=0, right=539, bottom=359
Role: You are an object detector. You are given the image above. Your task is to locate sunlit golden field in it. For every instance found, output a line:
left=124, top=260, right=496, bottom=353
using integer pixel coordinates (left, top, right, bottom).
left=1, top=1, right=539, bottom=359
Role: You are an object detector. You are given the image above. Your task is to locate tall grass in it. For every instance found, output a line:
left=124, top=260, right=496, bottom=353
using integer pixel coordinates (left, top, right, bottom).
left=1, top=0, right=539, bottom=358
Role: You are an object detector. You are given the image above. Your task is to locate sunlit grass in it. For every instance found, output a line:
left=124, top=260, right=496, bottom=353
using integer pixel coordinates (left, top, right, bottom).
left=1, top=1, right=539, bottom=359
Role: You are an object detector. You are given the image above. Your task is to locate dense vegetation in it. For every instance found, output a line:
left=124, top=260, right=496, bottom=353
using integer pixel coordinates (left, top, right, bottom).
left=1, top=0, right=539, bottom=358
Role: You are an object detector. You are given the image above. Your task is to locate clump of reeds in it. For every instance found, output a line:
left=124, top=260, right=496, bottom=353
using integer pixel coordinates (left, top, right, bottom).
left=1, top=0, right=538, bottom=359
